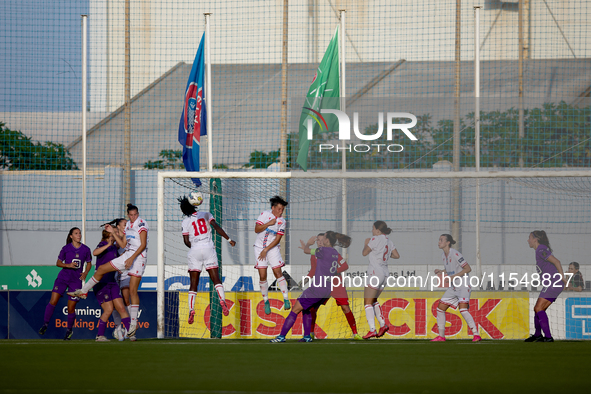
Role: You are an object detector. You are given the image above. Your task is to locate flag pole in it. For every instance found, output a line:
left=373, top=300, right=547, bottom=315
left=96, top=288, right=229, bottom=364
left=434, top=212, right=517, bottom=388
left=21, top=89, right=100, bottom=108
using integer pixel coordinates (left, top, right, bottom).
left=340, top=9, right=348, bottom=263
left=474, top=6, right=482, bottom=280
left=81, top=15, right=88, bottom=245
left=205, top=13, right=213, bottom=172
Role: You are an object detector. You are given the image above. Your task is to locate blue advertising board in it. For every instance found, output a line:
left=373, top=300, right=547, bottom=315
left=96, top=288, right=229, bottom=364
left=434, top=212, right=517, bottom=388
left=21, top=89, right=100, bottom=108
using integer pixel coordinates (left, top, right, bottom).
left=0, top=290, right=157, bottom=340
left=565, top=297, right=591, bottom=339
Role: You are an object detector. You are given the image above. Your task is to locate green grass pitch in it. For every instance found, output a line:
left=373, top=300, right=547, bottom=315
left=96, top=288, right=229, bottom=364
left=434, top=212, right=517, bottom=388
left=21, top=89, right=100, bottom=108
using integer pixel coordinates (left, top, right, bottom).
left=0, top=339, right=588, bottom=393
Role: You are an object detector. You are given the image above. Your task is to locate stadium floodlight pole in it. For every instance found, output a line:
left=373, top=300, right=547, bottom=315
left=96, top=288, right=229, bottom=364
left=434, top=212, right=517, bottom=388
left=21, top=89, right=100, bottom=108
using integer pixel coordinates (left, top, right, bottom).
left=474, top=6, right=482, bottom=280
left=157, top=172, right=164, bottom=338
left=81, top=15, right=88, bottom=245
left=205, top=13, right=213, bottom=172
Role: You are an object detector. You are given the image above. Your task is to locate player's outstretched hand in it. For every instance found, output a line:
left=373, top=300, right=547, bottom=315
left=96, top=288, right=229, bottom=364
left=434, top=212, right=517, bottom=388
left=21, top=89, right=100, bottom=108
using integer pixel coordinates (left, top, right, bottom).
left=104, top=224, right=114, bottom=233
left=229, top=240, right=236, bottom=247
left=434, top=269, right=442, bottom=275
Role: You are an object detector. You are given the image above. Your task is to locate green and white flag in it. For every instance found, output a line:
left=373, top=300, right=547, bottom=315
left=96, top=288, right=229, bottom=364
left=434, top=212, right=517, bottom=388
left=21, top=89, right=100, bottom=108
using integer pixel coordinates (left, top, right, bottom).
left=296, top=26, right=340, bottom=171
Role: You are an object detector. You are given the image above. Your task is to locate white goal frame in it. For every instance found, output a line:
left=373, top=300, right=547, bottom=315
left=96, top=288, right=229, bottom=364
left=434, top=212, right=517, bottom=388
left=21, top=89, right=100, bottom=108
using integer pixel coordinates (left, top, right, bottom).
left=157, top=169, right=591, bottom=339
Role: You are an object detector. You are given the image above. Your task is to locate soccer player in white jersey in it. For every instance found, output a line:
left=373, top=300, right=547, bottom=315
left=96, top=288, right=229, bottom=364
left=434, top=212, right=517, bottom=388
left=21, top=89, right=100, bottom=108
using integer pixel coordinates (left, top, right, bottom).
left=431, top=234, right=481, bottom=342
left=362, top=221, right=400, bottom=339
left=254, top=196, right=291, bottom=314
left=69, top=204, right=148, bottom=341
left=178, top=196, right=236, bottom=323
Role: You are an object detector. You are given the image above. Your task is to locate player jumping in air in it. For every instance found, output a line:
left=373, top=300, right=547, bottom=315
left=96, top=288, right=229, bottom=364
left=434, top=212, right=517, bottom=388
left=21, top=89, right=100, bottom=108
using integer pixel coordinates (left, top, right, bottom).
left=271, top=231, right=351, bottom=342
left=302, top=233, right=362, bottom=340
left=362, top=221, right=400, bottom=339
left=39, top=227, right=92, bottom=340
left=431, top=234, right=481, bottom=342
left=178, top=195, right=235, bottom=323
left=254, top=196, right=291, bottom=314
left=524, top=230, right=566, bottom=342
left=69, top=203, right=148, bottom=341
left=92, top=228, right=131, bottom=341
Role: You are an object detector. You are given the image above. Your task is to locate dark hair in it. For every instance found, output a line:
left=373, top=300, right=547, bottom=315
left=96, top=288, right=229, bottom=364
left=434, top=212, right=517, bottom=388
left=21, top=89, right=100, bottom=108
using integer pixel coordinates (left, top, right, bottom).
left=178, top=196, right=197, bottom=217
left=127, top=203, right=139, bottom=213
left=270, top=196, right=288, bottom=208
left=441, top=234, right=456, bottom=246
left=531, top=230, right=552, bottom=252
left=317, top=232, right=325, bottom=237
left=66, top=227, right=80, bottom=244
left=373, top=221, right=392, bottom=235
left=101, top=229, right=111, bottom=242
left=324, top=231, right=351, bottom=248
left=570, top=262, right=580, bottom=270
left=103, top=218, right=126, bottom=228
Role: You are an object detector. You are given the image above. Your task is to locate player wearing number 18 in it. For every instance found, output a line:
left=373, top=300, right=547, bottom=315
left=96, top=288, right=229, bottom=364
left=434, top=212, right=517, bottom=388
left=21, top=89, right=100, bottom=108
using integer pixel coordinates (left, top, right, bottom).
left=524, top=230, right=566, bottom=342
left=179, top=196, right=236, bottom=323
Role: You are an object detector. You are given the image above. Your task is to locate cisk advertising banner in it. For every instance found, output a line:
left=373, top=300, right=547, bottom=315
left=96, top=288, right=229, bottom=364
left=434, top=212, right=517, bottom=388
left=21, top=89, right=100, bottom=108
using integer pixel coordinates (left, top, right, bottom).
left=0, top=290, right=156, bottom=339
left=177, top=291, right=529, bottom=340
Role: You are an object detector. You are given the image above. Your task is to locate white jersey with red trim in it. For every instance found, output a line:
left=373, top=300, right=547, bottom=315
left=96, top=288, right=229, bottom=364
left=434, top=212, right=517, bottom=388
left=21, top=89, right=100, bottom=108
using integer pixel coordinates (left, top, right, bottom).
left=442, top=248, right=468, bottom=278
left=125, top=217, right=149, bottom=253
left=367, top=234, right=395, bottom=270
left=254, top=210, right=286, bottom=249
left=181, top=211, right=214, bottom=249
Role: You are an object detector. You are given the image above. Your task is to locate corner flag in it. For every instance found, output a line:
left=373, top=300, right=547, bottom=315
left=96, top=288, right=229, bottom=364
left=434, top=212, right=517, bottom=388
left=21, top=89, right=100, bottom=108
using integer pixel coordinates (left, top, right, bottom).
left=296, top=26, right=340, bottom=171
left=178, top=33, right=207, bottom=187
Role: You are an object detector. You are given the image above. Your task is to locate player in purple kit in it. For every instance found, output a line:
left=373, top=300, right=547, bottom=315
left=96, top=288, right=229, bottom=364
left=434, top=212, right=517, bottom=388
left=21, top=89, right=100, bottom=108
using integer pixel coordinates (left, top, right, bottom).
left=270, top=231, right=351, bottom=343
left=93, top=228, right=131, bottom=341
left=38, top=227, right=92, bottom=340
left=524, top=230, right=566, bottom=342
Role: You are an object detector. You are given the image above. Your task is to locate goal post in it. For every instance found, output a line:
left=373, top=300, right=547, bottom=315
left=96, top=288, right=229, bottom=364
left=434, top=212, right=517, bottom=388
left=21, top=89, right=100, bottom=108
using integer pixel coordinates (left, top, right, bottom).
left=157, top=169, right=591, bottom=340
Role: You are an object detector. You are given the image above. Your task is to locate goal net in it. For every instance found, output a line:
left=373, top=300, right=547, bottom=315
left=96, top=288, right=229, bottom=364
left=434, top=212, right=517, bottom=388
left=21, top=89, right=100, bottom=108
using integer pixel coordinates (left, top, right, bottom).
left=157, top=170, right=591, bottom=340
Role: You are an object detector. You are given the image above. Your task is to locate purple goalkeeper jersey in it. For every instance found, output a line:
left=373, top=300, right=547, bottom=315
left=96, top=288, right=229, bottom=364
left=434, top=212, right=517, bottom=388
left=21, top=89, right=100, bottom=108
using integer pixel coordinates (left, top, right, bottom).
left=56, top=243, right=92, bottom=282
left=535, top=244, right=564, bottom=298
left=535, top=245, right=558, bottom=276
left=302, top=246, right=340, bottom=299
left=95, top=240, right=119, bottom=283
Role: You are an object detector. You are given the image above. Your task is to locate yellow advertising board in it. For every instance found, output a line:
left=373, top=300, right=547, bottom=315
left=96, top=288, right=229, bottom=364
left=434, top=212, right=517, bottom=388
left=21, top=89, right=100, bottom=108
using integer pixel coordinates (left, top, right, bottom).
left=178, top=291, right=529, bottom=340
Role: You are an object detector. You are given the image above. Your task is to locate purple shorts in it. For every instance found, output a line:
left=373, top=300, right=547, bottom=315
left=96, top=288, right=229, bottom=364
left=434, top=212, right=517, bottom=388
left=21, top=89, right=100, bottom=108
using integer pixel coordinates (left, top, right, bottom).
left=540, top=282, right=564, bottom=300
left=94, top=282, right=122, bottom=305
left=52, top=276, right=82, bottom=302
left=298, top=288, right=329, bottom=311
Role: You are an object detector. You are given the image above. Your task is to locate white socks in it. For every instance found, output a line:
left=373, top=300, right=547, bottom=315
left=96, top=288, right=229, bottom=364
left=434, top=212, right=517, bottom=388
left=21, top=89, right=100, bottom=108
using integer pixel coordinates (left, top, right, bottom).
left=188, top=291, right=196, bottom=311
left=460, top=308, right=479, bottom=335
left=214, top=284, right=225, bottom=302
left=373, top=302, right=385, bottom=328
left=365, top=304, right=376, bottom=332
left=277, top=277, right=289, bottom=300
left=437, top=308, right=446, bottom=337
left=259, top=281, right=269, bottom=301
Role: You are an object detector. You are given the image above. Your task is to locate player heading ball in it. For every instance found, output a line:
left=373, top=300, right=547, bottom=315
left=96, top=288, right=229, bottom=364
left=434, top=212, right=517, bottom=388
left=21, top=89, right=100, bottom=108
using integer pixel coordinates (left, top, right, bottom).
left=254, top=196, right=290, bottom=314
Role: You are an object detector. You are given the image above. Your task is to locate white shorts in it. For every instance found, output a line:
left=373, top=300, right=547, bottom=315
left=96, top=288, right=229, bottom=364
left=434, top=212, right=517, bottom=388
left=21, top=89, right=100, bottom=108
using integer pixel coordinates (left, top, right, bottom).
left=366, top=265, right=388, bottom=291
left=187, top=247, right=219, bottom=272
left=110, top=250, right=147, bottom=278
left=115, top=271, right=130, bottom=289
left=253, top=245, right=284, bottom=269
left=440, top=285, right=472, bottom=309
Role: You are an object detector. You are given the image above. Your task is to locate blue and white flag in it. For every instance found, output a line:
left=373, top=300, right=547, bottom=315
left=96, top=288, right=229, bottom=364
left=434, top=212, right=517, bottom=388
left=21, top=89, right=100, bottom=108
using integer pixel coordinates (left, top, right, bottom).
left=178, top=33, right=207, bottom=187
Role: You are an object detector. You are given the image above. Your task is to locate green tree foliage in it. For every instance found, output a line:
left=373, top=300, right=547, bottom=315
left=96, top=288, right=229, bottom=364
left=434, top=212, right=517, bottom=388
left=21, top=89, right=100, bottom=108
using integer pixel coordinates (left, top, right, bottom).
left=0, top=122, right=78, bottom=170
left=144, top=149, right=229, bottom=170
left=144, top=149, right=185, bottom=169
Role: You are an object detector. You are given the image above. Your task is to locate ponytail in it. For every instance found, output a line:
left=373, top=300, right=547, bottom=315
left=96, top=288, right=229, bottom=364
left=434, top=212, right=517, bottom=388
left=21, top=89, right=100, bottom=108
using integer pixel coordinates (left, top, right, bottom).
left=531, top=230, right=552, bottom=252
left=324, top=231, right=351, bottom=248
left=373, top=220, right=392, bottom=235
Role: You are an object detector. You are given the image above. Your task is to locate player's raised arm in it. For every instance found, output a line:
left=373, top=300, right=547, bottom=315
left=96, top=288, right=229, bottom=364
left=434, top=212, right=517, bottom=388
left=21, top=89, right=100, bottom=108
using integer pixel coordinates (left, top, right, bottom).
left=210, top=220, right=236, bottom=247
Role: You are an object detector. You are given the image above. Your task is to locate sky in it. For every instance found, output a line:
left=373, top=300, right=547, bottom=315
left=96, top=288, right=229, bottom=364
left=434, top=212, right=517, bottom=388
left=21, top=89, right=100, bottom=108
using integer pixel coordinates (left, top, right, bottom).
left=0, top=0, right=90, bottom=112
